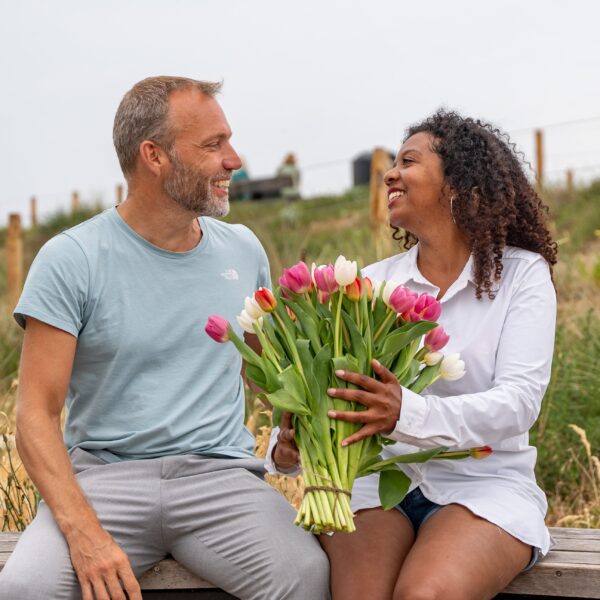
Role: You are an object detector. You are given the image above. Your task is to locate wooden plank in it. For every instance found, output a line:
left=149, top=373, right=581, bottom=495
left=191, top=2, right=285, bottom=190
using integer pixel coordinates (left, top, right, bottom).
left=551, top=528, right=600, bottom=539
left=541, top=551, right=600, bottom=566
left=3, top=529, right=600, bottom=596
left=504, top=563, right=600, bottom=598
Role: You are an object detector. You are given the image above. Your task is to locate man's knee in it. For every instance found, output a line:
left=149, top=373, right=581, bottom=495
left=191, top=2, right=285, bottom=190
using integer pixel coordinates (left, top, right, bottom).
left=273, top=539, right=330, bottom=599
left=0, top=572, right=80, bottom=600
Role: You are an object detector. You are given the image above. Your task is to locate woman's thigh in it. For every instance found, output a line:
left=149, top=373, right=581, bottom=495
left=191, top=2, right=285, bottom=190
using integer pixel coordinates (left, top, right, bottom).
left=394, top=504, right=531, bottom=600
left=320, top=507, right=415, bottom=600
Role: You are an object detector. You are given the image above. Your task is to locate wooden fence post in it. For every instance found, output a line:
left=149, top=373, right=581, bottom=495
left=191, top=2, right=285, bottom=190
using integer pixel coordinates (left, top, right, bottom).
left=30, top=196, right=37, bottom=228
left=535, top=129, right=544, bottom=188
left=6, top=214, right=23, bottom=313
left=71, top=191, right=80, bottom=214
left=116, top=183, right=124, bottom=205
left=566, top=169, right=574, bottom=197
left=370, top=148, right=392, bottom=260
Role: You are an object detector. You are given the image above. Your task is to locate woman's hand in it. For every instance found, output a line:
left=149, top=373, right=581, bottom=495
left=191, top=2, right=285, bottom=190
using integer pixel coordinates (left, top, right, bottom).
left=327, top=359, right=402, bottom=446
left=272, top=412, right=300, bottom=471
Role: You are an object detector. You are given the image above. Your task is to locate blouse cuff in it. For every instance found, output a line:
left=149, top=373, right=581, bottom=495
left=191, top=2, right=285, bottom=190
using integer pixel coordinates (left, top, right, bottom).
left=264, top=426, right=302, bottom=477
left=387, top=387, right=428, bottom=442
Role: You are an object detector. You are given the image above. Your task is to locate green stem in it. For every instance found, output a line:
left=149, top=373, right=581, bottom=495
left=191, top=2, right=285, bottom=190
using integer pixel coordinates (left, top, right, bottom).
left=373, top=310, right=396, bottom=344
left=334, top=292, right=344, bottom=357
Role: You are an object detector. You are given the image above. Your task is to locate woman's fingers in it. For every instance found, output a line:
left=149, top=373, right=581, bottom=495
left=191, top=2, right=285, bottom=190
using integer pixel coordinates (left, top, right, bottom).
left=371, top=358, right=397, bottom=383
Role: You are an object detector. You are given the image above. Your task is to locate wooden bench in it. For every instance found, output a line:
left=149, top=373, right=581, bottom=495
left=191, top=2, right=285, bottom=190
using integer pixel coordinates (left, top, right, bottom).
left=1, top=528, right=599, bottom=599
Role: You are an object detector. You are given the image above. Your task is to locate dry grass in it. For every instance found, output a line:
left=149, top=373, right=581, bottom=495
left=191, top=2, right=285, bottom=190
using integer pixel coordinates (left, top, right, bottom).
left=548, top=425, right=600, bottom=528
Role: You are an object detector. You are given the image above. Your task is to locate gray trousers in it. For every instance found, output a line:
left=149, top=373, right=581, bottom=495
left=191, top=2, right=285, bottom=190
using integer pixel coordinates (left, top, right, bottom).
left=0, top=449, right=330, bottom=600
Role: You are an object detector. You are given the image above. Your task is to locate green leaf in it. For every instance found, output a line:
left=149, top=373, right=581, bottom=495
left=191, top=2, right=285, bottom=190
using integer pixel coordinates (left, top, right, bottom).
left=261, top=388, right=310, bottom=415
left=408, top=364, right=441, bottom=394
left=263, top=317, right=286, bottom=358
left=271, top=406, right=283, bottom=427
left=341, top=311, right=368, bottom=373
left=378, top=468, right=411, bottom=510
left=398, top=359, right=421, bottom=387
left=277, top=364, right=307, bottom=401
left=260, top=354, right=282, bottom=391
left=378, top=321, right=438, bottom=359
left=368, top=447, right=447, bottom=472
left=245, top=363, right=267, bottom=389
left=282, top=298, right=322, bottom=352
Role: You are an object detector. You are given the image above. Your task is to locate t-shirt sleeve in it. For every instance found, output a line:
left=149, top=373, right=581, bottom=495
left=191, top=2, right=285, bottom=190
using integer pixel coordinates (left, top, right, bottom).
left=14, top=234, right=90, bottom=337
left=249, top=231, right=271, bottom=290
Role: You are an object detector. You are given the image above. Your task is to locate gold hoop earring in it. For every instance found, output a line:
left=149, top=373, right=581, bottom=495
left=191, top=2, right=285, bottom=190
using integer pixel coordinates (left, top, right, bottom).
left=450, top=195, right=457, bottom=225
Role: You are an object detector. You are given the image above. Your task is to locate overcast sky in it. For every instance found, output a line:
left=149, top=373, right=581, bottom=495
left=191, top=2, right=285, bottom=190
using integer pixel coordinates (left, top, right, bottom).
left=1, top=0, right=600, bottom=224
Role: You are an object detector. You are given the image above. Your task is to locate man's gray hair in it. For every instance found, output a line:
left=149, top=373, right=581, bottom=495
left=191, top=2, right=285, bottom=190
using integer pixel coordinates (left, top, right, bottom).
left=113, top=76, right=222, bottom=178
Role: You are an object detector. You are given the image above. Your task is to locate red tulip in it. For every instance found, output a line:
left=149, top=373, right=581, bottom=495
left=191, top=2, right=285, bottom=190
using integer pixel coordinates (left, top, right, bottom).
left=363, top=277, right=374, bottom=301
left=470, top=446, right=493, bottom=460
left=344, top=277, right=362, bottom=302
left=255, top=287, right=277, bottom=313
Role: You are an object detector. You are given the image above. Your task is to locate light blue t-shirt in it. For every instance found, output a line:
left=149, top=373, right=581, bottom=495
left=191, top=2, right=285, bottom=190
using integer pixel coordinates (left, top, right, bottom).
left=15, top=208, right=271, bottom=462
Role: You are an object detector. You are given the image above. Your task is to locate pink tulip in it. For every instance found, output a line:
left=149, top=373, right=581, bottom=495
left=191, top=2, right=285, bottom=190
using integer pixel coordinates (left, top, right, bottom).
left=388, top=285, right=418, bottom=314
left=345, top=277, right=362, bottom=302
left=313, top=264, right=339, bottom=294
left=205, top=315, right=230, bottom=343
left=424, top=325, right=450, bottom=352
left=404, top=293, right=442, bottom=322
left=255, top=287, right=277, bottom=313
left=280, top=261, right=312, bottom=294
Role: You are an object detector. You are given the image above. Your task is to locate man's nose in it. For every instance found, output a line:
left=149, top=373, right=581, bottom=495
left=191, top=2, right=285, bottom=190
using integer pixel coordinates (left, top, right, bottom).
left=223, top=142, right=242, bottom=171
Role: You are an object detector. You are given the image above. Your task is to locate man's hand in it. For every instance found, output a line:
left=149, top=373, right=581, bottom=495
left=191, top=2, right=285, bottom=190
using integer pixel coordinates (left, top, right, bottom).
left=272, top=412, right=300, bottom=471
left=67, top=524, right=142, bottom=600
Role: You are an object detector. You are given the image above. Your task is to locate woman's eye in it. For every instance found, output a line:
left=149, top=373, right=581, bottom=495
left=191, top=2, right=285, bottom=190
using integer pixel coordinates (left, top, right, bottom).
left=402, top=157, right=413, bottom=165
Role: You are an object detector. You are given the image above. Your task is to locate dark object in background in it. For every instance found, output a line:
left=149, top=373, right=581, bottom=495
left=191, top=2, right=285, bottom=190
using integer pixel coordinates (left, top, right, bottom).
left=353, top=150, right=395, bottom=186
left=229, top=175, right=294, bottom=201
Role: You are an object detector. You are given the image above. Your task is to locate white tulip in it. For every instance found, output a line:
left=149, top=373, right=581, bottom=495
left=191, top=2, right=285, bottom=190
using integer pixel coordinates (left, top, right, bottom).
left=440, top=353, right=466, bottom=381
left=334, top=255, right=358, bottom=286
left=424, top=351, right=444, bottom=366
left=382, top=280, right=400, bottom=306
left=244, top=296, right=265, bottom=320
left=237, top=310, right=263, bottom=334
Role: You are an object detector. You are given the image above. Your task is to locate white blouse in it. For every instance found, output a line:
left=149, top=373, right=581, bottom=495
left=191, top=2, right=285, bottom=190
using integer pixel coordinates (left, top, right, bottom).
left=266, top=244, right=556, bottom=554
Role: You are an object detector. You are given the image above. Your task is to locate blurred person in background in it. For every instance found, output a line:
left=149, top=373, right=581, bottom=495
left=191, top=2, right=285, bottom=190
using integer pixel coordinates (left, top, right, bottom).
left=277, top=152, right=301, bottom=200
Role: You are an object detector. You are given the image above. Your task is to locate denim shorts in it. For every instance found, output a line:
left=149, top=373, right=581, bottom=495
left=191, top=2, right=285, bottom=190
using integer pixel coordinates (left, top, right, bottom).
left=395, top=487, right=539, bottom=571
left=395, top=486, right=443, bottom=531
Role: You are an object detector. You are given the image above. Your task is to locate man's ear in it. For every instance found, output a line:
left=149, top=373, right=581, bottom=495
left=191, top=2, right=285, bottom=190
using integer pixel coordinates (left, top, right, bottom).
left=138, top=140, right=170, bottom=177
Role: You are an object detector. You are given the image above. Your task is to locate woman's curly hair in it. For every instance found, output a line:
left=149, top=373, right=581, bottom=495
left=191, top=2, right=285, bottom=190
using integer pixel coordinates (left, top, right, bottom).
left=392, top=109, right=557, bottom=299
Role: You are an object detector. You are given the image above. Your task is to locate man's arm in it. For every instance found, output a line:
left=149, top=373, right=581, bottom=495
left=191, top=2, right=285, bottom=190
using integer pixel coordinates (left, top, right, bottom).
left=16, top=317, right=141, bottom=600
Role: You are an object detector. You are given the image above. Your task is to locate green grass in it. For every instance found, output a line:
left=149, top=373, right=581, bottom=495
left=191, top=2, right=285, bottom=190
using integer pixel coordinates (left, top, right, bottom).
left=0, top=182, right=599, bottom=525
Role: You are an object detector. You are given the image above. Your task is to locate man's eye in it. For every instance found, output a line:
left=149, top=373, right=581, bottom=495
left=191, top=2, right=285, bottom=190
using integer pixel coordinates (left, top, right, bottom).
left=402, top=157, right=414, bottom=165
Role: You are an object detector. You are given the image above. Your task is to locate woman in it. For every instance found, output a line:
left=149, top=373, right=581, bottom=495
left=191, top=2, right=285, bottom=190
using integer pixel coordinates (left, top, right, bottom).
left=270, top=110, right=558, bottom=600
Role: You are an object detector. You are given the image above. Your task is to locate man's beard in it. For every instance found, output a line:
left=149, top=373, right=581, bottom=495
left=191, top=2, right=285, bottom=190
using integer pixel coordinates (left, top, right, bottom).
left=163, top=152, right=230, bottom=217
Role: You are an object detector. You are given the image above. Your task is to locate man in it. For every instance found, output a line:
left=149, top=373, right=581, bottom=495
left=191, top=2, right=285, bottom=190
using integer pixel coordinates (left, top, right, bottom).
left=0, top=76, right=329, bottom=600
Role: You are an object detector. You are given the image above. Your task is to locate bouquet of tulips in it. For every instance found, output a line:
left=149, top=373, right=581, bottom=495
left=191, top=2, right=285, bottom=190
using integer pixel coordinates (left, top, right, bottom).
left=205, top=256, right=490, bottom=533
